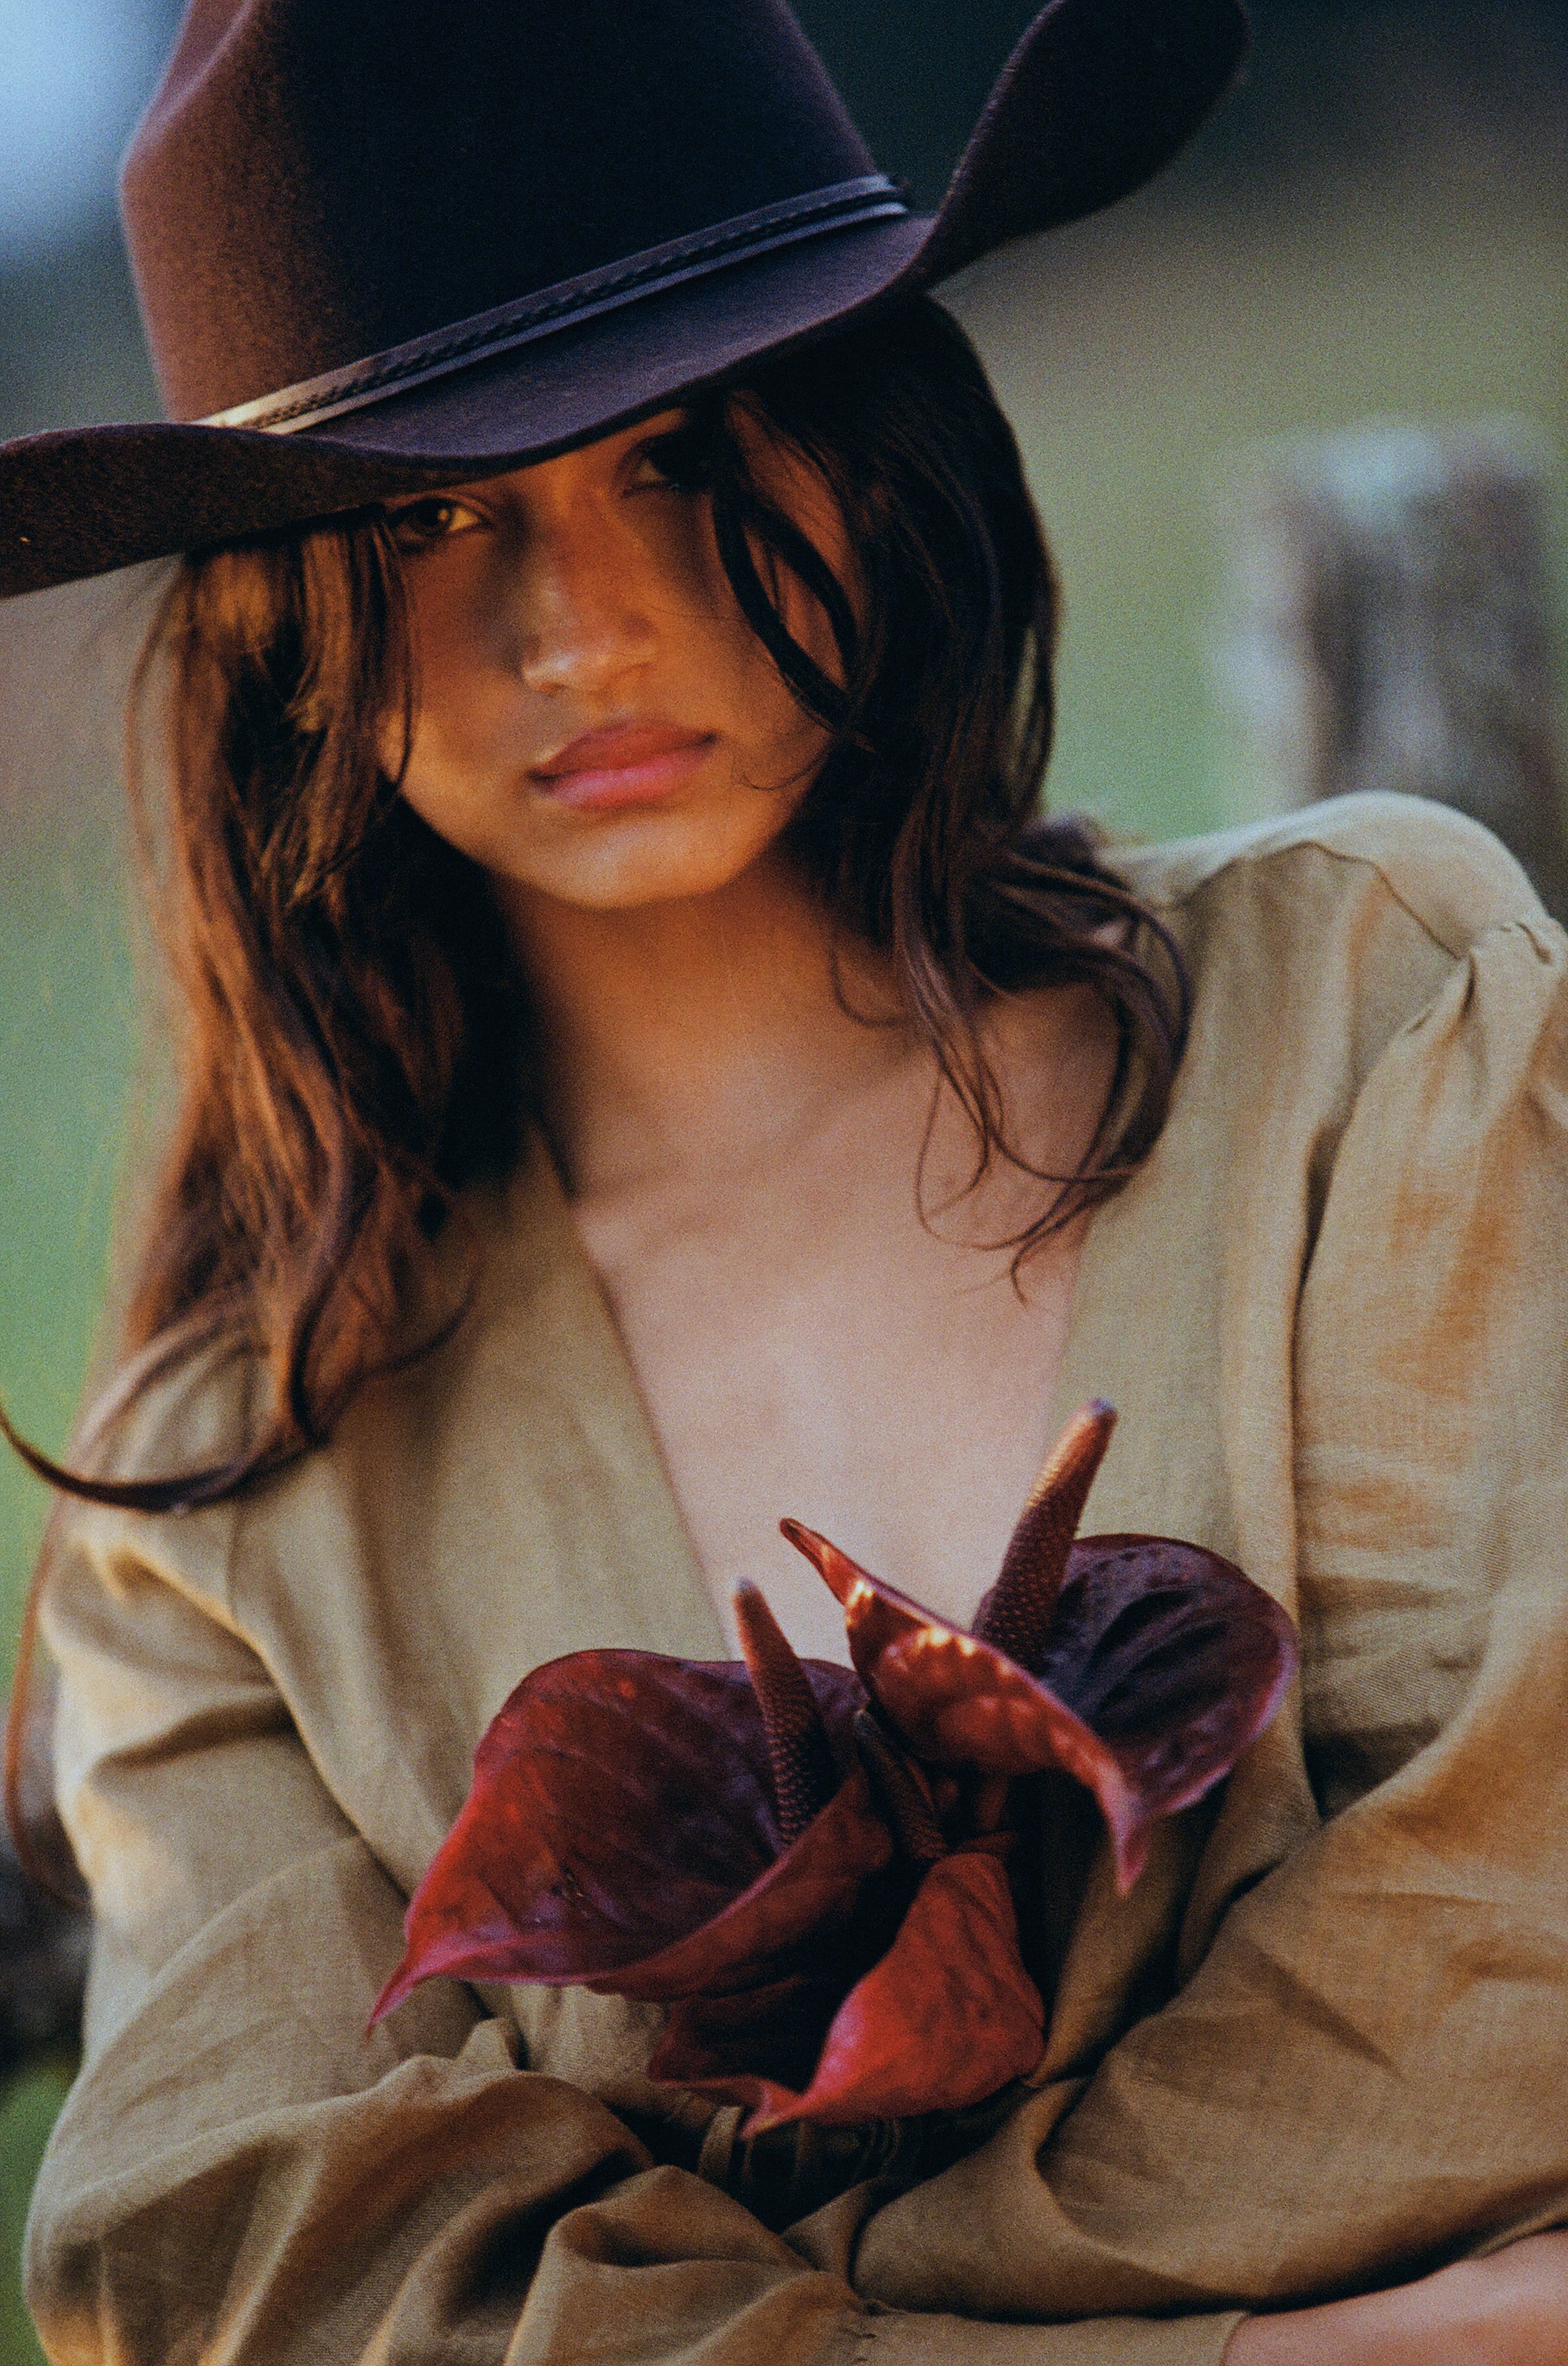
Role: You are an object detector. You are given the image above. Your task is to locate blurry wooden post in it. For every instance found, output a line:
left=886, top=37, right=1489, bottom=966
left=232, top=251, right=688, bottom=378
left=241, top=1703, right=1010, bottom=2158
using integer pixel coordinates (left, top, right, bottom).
left=1211, top=422, right=1568, bottom=919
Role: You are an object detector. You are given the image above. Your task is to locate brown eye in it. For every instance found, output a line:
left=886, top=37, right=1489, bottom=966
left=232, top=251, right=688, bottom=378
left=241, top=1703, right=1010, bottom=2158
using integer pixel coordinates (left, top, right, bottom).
left=385, top=495, right=481, bottom=551
left=632, top=426, right=712, bottom=496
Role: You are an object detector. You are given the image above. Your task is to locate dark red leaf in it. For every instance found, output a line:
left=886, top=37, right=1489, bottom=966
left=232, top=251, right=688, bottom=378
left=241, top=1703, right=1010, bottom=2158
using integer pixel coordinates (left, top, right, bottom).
left=780, top=1516, right=1298, bottom=1894
left=609, top=1770, right=897, bottom=2003
left=668, top=1845, right=1045, bottom=2134
left=1039, top=1534, right=1299, bottom=1831
left=373, top=1648, right=871, bottom=2021
left=869, top=1624, right=1141, bottom=1844
left=780, top=1519, right=1140, bottom=1860
left=779, top=1519, right=941, bottom=1693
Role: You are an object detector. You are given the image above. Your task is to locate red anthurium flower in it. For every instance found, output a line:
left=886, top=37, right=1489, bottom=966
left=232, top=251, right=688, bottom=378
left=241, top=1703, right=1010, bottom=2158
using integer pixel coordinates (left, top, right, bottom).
left=372, top=1643, right=891, bottom=2012
left=374, top=1402, right=1297, bottom=2137
left=782, top=1401, right=1299, bottom=1892
left=655, top=1839, right=1046, bottom=2132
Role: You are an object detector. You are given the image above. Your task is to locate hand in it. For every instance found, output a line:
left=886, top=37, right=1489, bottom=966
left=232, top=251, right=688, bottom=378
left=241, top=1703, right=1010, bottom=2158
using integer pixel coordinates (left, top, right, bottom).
left=1224, top=2232, right=1568, bottom=2365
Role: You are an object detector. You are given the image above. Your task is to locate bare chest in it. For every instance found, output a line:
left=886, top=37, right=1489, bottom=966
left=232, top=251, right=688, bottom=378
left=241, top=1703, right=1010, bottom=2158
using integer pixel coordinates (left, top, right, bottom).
left=573, top=1128, right=1087, bottom=1665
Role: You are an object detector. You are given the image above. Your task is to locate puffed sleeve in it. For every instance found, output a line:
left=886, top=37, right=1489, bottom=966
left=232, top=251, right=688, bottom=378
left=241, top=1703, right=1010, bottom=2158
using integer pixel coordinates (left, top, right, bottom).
left=23, top=1479, right=1245, bottom=2362
left=853, top=905, right=1568, bottom=2317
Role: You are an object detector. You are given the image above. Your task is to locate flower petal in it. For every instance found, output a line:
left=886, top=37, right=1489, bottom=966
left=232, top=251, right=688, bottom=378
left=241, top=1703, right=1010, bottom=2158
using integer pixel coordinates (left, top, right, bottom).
left=607, top=1769, right=898, bottom=2002
left=649, top=1964, right=872, bottom=2104
left=867, top=1625, right=1144, bottom=1875
left=778, top=1519, right=939, bottom=1690
left=372, top=1648, right=867, bottom=2021
left=780, top=1521, right=1297, bottom=1897
left=1040, top=1534, right=1299, bottom=1830
left=780, top=1516, right=1142, bottom=1860
left=668, top=1847, right=1045, bottom=2133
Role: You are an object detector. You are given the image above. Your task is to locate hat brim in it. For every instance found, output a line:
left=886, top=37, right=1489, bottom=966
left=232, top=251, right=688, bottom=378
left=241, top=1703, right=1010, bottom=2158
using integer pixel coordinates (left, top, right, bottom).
left=0, top=216, right=935, bottom=598
left=0, top=0, right=1247, bottom=598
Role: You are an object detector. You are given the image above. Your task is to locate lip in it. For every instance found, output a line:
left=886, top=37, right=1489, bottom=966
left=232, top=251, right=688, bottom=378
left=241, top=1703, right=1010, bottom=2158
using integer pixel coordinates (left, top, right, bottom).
left=530, top=722, right=716, bottom=812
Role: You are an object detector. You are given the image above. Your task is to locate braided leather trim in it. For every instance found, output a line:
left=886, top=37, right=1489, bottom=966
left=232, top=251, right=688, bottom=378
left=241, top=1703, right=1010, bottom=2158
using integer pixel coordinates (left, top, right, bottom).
left=202, top=175, right=910, bottom=436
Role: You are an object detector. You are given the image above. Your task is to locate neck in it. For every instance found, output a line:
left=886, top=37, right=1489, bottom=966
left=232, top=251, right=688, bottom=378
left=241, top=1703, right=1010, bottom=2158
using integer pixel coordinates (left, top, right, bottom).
left=503, top=852, right=911, bottom=1203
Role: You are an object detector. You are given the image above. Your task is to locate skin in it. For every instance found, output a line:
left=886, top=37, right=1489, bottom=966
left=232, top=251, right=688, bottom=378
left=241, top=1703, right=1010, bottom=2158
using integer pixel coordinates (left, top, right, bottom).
left=385, top=408, right=1115, bottom=1662
left=385, top=411, right=1568, bottom=2349
left=1223, top=2235, right=1568, bottom=2364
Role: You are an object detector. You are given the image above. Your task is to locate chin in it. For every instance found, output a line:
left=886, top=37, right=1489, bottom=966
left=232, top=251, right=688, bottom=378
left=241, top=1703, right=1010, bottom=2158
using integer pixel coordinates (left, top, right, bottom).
left=496, top=818, right=794, bottom=916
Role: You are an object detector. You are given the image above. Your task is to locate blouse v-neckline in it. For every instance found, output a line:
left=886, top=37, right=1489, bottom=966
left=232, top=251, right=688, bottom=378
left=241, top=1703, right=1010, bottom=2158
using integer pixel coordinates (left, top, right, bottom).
left=503, top=1117, right=1149, bottom=1665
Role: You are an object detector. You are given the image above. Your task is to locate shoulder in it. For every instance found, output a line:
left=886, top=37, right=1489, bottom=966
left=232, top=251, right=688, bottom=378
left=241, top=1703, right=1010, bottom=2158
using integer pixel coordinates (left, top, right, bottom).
left=74, top=1325, right=261, bottom=1484
left=1098, top=795, right=1568, bottom=1192
left=1112, top=794, right=1553, bottom=1073
left=36, top=1327, right=263, bottom=1632
left=1113, top=790, right=1544, bottom=962
left=42, top=1163, right=519, bottom=1626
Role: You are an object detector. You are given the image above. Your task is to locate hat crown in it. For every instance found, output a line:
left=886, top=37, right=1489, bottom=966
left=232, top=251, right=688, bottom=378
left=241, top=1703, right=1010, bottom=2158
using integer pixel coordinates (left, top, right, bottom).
left=4, top=0, right=1252, bottom=601
left=121, top=0, right=879, bottom=422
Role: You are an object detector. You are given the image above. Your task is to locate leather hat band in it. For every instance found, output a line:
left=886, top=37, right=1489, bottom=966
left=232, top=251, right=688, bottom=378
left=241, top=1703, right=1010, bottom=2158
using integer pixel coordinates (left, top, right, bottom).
left=203, top=175, right=910, bottom=437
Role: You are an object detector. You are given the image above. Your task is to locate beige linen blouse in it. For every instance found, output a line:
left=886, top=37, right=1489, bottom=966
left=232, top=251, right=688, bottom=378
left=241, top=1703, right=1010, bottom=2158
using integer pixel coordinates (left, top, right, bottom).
left=24, top=793, right=1568, bottom=2365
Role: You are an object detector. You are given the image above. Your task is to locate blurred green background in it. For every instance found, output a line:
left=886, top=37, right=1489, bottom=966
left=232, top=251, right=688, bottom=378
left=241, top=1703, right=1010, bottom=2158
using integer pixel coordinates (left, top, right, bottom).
left=1, top=2, right=1565, bottom=2358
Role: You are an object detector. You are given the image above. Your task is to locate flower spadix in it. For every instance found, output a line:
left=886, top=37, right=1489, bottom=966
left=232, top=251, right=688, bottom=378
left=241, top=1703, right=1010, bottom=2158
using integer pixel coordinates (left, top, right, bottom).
left=374, top=1401, right=1296, bottom=2135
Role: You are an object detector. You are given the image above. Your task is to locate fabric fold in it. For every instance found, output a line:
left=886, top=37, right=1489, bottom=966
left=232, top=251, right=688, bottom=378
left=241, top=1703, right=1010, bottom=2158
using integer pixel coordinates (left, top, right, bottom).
left=26, top=796, right=1568, bottom=2362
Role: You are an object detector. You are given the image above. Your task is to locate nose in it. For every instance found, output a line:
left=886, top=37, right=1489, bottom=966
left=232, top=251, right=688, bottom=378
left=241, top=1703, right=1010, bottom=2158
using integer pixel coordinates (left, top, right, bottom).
left=512, top=498, right=659, bottom=698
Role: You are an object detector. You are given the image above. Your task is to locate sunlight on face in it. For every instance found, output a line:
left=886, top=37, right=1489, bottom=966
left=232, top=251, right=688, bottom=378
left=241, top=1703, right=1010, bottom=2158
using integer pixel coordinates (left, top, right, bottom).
left=382, top=409, right=850, bottom=923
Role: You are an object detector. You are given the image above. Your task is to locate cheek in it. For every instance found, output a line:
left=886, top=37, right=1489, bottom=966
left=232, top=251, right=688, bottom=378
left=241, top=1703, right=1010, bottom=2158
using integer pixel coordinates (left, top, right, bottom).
left=646, top=478, right=839, bottom=716
left=381, top=573, right=526, bottom=821
left=691, top=554, right=840, bottom=793
left=379, top=573, right=459, bottom=787
left=385, top=682, right=512, bottom=874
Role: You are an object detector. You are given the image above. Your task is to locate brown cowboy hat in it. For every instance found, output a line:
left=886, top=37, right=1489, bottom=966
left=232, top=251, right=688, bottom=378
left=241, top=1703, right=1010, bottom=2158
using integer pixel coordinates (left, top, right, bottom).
left=0, top=0, right=1247, bottom=600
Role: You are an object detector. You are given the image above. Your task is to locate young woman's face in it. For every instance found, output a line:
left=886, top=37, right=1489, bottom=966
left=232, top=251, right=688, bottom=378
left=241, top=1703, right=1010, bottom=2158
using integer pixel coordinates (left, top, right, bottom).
left=381, top=409, right=846, bottom=917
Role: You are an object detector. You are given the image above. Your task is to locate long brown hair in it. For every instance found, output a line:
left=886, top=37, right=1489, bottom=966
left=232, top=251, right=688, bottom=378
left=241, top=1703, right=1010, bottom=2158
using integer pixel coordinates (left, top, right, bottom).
left=5, top=297, right=1186, bottom=1845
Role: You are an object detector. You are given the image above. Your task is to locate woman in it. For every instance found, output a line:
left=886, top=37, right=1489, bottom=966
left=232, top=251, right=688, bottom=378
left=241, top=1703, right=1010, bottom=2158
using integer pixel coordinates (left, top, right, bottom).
left=4, top=0, right=1568, bottom=2359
